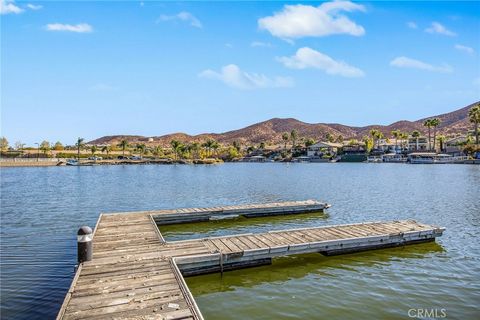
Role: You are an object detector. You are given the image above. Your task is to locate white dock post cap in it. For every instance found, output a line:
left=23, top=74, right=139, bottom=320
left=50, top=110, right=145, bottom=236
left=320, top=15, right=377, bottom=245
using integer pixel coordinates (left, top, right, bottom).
left=77, top=226, right=93, bottom=242
left=77, top=226, right=93, bottom=263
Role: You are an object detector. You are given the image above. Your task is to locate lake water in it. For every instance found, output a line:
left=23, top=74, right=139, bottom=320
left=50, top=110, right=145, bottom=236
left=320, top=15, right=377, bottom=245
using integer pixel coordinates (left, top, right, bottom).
left=1, top=163, right=479, bottom=319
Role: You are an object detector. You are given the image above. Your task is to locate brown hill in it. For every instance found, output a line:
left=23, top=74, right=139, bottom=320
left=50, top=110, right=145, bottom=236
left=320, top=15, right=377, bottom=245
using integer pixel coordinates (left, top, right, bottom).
left=88, top=101, right=478, bottom=147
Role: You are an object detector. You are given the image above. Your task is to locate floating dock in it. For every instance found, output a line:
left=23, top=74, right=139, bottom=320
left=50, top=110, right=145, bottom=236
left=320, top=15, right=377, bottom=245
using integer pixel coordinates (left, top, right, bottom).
left=57, top=200, right=444, bottom=320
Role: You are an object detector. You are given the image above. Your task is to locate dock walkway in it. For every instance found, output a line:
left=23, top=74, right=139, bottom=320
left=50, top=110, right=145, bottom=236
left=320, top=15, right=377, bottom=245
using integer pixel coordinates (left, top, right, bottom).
left=57, top=200, right=444, bottom=320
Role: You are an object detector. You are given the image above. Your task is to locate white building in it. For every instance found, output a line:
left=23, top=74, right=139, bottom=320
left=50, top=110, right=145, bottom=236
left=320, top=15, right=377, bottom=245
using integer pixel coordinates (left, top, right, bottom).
left=408, top=136, right=429, bottom=151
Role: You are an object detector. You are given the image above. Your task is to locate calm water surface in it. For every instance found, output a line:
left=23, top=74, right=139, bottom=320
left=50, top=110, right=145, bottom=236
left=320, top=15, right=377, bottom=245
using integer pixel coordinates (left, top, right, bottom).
left=1, top=163, right=479, bottom=319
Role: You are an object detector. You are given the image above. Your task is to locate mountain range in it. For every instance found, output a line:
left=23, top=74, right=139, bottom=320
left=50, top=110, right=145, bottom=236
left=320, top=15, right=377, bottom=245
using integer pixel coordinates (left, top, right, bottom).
left=89, top=101, right=478, bottom=146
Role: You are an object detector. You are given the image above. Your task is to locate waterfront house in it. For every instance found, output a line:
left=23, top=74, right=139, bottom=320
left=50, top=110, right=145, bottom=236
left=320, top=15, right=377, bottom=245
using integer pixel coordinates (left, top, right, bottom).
left=307, top=141, right=342, bottom=157
left=377, top=139, right=406, bottom=153
left=444, top=136, right=466, bottom=156
left=340, top=144, right=367, bottom=162
left=408, top=136, right=429, bottom=151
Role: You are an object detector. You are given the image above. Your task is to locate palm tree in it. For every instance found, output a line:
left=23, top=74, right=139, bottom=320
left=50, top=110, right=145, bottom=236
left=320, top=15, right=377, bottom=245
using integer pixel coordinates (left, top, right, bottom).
left=202, top=139, right=217, bottom=158
left=90, top=145, right=97, bottom=156
left=232, top=141, right=241, bottom=152
left=40, top=140, right=51, bottom=155
left=430, top=118, right=441, bottom=151
left=282, top=133, right=289, bottom=152
left=290, top=129, right=298, bottom=151
left=400, top=132, right=409, bottom=150
left=152, top=145, right=163, bottom=158
left=411, top=130, right=421, bottom=151
left=76, top=137, right=84, bottom=160
left=469, top=104, right=480, bottom=145
left=101, top=145, right=111, bottom=157
left=423, top=119, right=434, bottom=150
left=362, top=135, right=373, bottom=153
left=190, top=142, right=201, bottom=159
left=117, top=140, right=129, bottom=157
left=437, top=135, right=446, bottom=152
left=369, top=129, right=382, bottom=149
left=259, top=142, right=266, bottom=150
left=326, top=133, right=335, bottom=143
left=391, top=130, right=400, bottom=148
left=305, top=138, right=315, bottom=148
left=211, top=140, right=220, bottom=157
left=136, top=143, right=146, bottom=157
left=170, top=140, right=182, bottom=160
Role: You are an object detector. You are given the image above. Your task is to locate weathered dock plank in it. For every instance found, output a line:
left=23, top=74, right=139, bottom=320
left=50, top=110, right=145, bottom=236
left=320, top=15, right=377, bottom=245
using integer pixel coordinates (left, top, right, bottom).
left=58, top=201, right=444, bottom=320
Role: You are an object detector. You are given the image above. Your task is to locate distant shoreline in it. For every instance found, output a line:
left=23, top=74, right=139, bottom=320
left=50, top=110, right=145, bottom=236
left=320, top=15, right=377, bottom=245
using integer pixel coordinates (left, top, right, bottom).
left=2, top=158, right=479, bottom=168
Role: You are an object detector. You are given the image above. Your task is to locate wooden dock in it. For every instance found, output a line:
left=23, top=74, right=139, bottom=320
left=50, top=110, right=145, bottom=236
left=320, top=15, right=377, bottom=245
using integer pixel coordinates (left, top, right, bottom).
left=57, top=200, right=444, bottom=320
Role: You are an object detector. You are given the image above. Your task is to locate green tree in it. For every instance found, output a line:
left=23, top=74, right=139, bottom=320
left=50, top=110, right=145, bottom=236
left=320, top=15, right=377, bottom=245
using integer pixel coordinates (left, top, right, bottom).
left=369, top=129, right=383, bottom=149
left=469, top=104, right=480, bottom=145
left=152, top=145, right=163, bottom=158
left=400, top=132, right=409, bottom=150
left=136, top=143, right=146, bottom=156
left=391, top=130, right=400, bottom=148
left=437, top=135, right=446, bottom=152
left=411, top=130, right=421, bottom=151
left=282, top=133, right=289, bottom=152
left=53, top=141, right=64, bottom=151
left=336, top=135, right=344, bottom=143
left=362, top=136, right=373, bottom=153
left=232, top=141, right=241, bottom=153
left=259, top=142, right=266, bottom=150
left=117, top=139, right=129, bottom=157
left=202, top=139, right=218, bottom=158
left=211, top=140, right=220, bottom=157
left=430, top=118, right=441, bottom=151
left=76, top=137, right=85, bottom=160
left=305, top=138, right=315, bottom=148
left=90, top=145, right=98, bottom=156
left=325, top=133, right=335, bottom=143
left=290, top=129, right=298, bottom=150
left=40, top=140, right=51, bottom=155
left=423, top=119, right=434, bottom=150
left=226, top=146, right=240, bottom=160
left=190, top=142, right=200, bottom=159
left=170, top=140, right=183, bottom=160
left=101, top=145, right=111, bottom=157
left=0, top=137, right=9, bottom=150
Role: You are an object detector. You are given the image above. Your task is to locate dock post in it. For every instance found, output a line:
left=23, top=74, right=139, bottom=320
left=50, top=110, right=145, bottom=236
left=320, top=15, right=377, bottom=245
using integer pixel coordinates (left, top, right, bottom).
left=77, top=226, right=93, bottom=264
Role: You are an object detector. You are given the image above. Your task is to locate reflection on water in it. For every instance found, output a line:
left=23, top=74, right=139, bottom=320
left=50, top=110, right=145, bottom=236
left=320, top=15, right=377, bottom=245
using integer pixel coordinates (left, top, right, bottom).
left=1, top=163, right=479, bottom=319
left=187, top=242, right=445, bottom=295
left=160, top=211, right=329, bottom=241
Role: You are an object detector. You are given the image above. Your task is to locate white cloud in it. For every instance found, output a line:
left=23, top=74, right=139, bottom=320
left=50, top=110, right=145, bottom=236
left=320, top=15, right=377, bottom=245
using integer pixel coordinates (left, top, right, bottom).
left=251, top=41, right=272, bottom=48
left=407, top=21, right=417, bottom=29
left=199, top=64, right=294, bottom=90
left=46, top=23, right=93, bottom=33
left=0, top=0, right=24, bottom=14
left=390, top=56, right=453, bottom=73
left=157, top=11, right=202, bottom=28
left=277, top=47, right=365, bottom=78
left=26, top=3, right=42, bottom=10
left=454, top=44, right=474, bottom=55
left=258, top=1, right=366, bottom=40
left=425, top=22, right=456, bottom=36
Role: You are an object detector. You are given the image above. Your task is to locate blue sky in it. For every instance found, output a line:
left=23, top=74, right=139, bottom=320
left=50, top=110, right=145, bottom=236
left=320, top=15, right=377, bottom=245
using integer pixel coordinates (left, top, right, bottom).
left=2, top=1, right=479, bottom=145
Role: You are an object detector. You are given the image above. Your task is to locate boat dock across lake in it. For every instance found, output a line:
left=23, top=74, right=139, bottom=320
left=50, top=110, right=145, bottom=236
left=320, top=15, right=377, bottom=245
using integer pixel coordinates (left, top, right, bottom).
left=57, top=200, right=444, bottom=320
